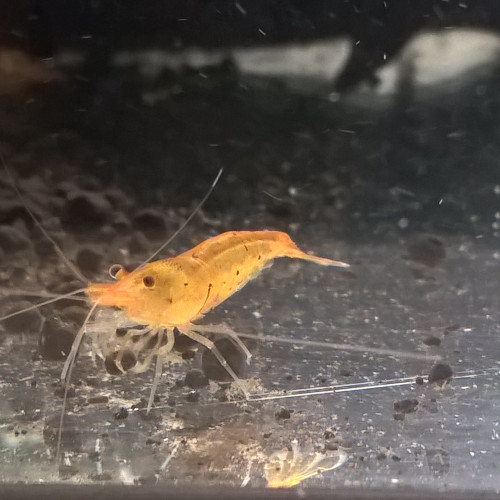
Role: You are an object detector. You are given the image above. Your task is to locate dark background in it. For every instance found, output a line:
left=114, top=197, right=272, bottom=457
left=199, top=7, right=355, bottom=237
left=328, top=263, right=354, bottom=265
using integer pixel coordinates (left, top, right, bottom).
left=2, top=0, right=500, bottom=89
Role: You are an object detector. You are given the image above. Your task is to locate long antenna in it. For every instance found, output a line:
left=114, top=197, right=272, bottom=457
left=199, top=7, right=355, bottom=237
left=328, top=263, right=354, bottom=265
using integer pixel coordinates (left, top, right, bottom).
left=0, top=288, right=87, bottom=322
left=56, top=301, right=99, bottom=463
left=0, top=150, right=88, bottom=284
left=139, top=168, right=223, bottom=266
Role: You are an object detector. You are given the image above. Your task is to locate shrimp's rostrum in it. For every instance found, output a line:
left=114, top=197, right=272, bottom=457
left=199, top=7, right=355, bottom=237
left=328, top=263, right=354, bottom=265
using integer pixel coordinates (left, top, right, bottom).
left=87, top=230, right=349, bottom=327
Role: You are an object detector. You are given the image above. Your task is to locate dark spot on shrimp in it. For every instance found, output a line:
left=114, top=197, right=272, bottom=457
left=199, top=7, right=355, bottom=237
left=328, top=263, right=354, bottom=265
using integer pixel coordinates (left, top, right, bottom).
left=116, top=327, right=128, bottom=337
left=104, top=350, right=137, bottom=374
left=120, top=350, right=137, bottom=371
left=236, top=270, right=240, bottom=276
left=143, top=275, right=155, bottom=287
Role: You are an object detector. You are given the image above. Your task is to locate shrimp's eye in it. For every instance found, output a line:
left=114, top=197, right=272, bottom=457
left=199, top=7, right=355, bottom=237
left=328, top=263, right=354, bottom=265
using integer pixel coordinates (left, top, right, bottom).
left=143, top=275, right=155, bottom=288
left=109, top=264, right=124, bottom=279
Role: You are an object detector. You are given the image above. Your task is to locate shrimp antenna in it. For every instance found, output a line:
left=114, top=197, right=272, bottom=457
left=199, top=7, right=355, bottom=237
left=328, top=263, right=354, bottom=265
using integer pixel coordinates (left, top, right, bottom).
left=0, top=288, right=87, bottom=322
left=56, top=300, right=99, bottom=463
left=0, top=150, right=88, bottom=284
left=140, top=168, right=223, bottom=266
left=0, top=287, right=88, bottom=301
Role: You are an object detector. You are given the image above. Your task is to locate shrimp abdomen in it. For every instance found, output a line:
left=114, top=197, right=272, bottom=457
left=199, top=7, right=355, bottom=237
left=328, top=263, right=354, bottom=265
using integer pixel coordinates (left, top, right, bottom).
left=179, top=231, right=348, bottom=316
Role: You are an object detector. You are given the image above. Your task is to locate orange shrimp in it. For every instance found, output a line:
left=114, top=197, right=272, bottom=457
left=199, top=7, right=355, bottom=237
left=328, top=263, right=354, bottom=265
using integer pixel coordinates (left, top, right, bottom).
left=87, top=230, right=349, bottom=327
left=0, top=152, right=349, bottom=431
left=76, top=230, right=349, bottom=408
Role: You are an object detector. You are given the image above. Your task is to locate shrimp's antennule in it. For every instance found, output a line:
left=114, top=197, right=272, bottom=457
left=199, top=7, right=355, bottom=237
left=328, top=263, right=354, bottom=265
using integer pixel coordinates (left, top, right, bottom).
left=0, top=288, right=87, bottom=323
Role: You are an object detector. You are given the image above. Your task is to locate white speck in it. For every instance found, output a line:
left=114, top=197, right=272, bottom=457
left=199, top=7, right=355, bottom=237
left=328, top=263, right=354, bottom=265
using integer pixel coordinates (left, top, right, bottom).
left=328, top=92, right=340, bottom=102
left=235, top=2, right=247, bottom=15
left=470, top=451, right=475, bottom=457
left=391, top=478, right=399, bottom=484
left=398, top=218, right=409, bottom=229
left=463, top=328, right=473, bottom=333
left=494, top=185, right=500, bottom=195
left=252, top=311, right=263, bottom=319
left=258, top=28, right=267, bottom=36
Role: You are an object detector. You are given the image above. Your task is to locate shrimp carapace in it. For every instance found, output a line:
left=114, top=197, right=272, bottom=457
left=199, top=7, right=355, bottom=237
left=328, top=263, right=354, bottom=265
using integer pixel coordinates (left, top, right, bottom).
left=86, top=230, right=349, bottom=327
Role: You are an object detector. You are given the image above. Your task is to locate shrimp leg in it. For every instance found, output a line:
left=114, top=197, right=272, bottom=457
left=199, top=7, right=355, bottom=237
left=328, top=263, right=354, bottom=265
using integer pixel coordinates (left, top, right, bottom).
left=147, top=354, right=163, bottom=413
left=191, top=323, right=253, bottom=363
left=146, top=328, right=175, bottom=412
left=181, top=328, right=250, bottom=399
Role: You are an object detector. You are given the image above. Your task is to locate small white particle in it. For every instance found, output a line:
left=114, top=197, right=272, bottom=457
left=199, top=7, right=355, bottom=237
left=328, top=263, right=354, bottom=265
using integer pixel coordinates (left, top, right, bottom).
left=234, top=2, right=247, bottom=15
left=398, top=218, right=409, bottom=229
